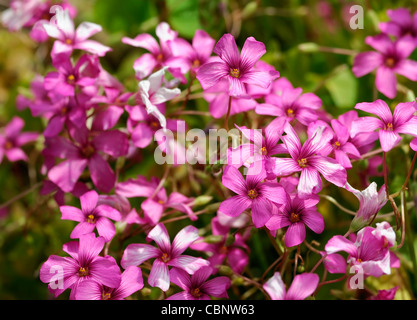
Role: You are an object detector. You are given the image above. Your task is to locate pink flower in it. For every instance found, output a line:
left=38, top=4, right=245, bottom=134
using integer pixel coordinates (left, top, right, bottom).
left=44, top=53, right=100, bottom=98
left=197, top=33, right=278, bottom=97
left=39, top=233, right=121, bottom=299
left=122, top=22, right=189, bottom=81
left=166, top=266, right=230, bottom=300
left=60, top=190, right=122, bottom=242
left=263, top=272, right=319, bottom=300
left=351, top=99, right=417, bottom=152
left=169, top=29, right=215, bottom=75
left=325, top=222, right=398, bottom=278
left=42, top=6, right=111, bottom=57
left=218, top=165, right=287, bottom=228
left=116, top=175, right=196, bottom=225
left=266, top=192, right=324, bottom=247
left=345, top=182, right=387, bottom=232
left=74, top=266, right=143, bottom=300
left=352, top=33, right=417, bottom=99
left=121, top=223, right=209, bottom=292
left=368, top=287, right=398, bottom=300
left=227, top=117, right=287, bottom=179
left=45, top=123, right=129, bottom=193
left=0, top=116, right=38, bottom=164
left=273, top=123, right=347, bottom=194
left=379, top=8, right=417, bottom=41
left=256, top=77, right=322, bottom=126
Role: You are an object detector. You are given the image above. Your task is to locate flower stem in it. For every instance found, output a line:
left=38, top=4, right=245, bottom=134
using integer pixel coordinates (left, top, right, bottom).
left=224, top=96, right=232, bottom=131
left=0, top=181, right=43, bottom=210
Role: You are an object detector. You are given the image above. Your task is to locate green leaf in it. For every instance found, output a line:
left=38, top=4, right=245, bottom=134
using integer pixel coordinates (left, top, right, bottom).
left=325, top=67, right=358, bottom=109
left=166, top=0, right=202, bottom=38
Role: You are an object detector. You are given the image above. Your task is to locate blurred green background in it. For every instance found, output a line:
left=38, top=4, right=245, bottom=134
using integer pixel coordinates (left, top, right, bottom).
left=1, top=0, right=417, bottom=300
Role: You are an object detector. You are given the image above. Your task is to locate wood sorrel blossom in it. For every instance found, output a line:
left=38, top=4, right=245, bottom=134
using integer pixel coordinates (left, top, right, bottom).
left=40, top=233, right=121, bottom=299
left=351, top=99, right=417, bottom=152
left=196, top=33, right=279, bottom=97
left=121, top=223, right=209, bottom=292
left=60, top=190, right=122, bottom=242
left=166, top=266, right=231, bottom=300
left=218, top=165, right=287, bottom=228
left=352, top=33, right=417, bottom=99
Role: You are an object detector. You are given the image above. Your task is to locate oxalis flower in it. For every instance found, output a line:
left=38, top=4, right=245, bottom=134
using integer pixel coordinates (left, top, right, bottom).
left=196, top=33, right=279, bottom=97
left=39, top=233, right=121, bottom=299
left=218, top=165, right=287, bottom=228
left=266, top=191, right=324, bottom=247
left=273, top=123, right=347, bottom=194
left=352, top=33, right=417, bottom=99
left=351, top=99, right=417, bottom=152
left=166, top=266, right=231, bottom=300
left=121, top=223, right=209, bottom=292
left=60, top=190, right=122, bottom=242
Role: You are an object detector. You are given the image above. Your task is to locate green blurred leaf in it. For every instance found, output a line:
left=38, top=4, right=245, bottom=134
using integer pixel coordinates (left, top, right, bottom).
left=166, top=0, right=202, bottom=38
left=325, top=67, right=358, bottom=108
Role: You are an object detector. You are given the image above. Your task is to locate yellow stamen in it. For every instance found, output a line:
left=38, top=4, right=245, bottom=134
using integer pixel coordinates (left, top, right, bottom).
left=261, top=146, right=267, bottom=156
left=230, top=68, right=240, bottom=78
left=287, top=108, right=294, bottom=116
left=298, top=158, right=307, bottom=168
left=191, top=287, right=202, bottom=298
left=385, top=57, right=396, bottom=68
left=87, top=214, right=95, bottom=224
left=67, top=74, right=75, bottom=83
left=192, top=59, right=200, bottom=68
left=102, top=292, right=111, bottom=300
left=65, top=38, right=72, bottom=45
left=248, top=189, right=258, bottom=199
left=161, top=252, right=170, bottom=263
left=78, top=267, right=89, bottom=277
left=4, top=141, right=13, bottom=150
left=386, top=123, right=393, bottom=131
left=289, top=212, right=300, bottom=223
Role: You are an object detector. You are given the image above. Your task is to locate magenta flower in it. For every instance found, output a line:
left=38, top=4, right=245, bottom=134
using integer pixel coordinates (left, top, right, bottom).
left=266, top=192, right=324, bottom=247
left=0, top=116, right=38, bottom=164
left=121, top=223, right=209, bottom=291
left=263, top=272, right=319, bottom=300
left=39, top=233, right=121, bottom=299
left=307, top=119, right=361, bottom=169
left=74, top=266, right=143, bottom=300
left=42, top=6, right=111, bottom=57
left=190, top=217, right=250, bottom=274
left=45, top=123, right=129, bottom=193
left=166, top=266, right=230, bottom=300
left=116, top=175, right=196, bottom=225
left=345, top=182, right=387, bottom=232
left=196, top=33, right=278, bottom=97
left=169, top=29, right=215, bottom=75
left=60, top=190, right=122, bottom=242
left=218, top=165, right=287, bottom=228
left=351, top=100, right=417, bottom=152
left=379, top=8, right=417, bottom=41
left=273, top=123, right=347, bottom=194
left=227, top=117, right=288, bottom=179
left=325, top=222, right=398, bottom=278
left=122, top=22, right=189, bottom=81
left=44, top=53, right=100, bottom=98
left=368, top=287, right=398, bottom=300
left=352, top=33, right=417, bottom=99
left=256, top=77, right=322, bottom=126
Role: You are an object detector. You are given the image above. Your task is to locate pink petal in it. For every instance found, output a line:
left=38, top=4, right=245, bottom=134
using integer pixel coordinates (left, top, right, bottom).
left=251, top=198, right=273, bottom=228
left=147, top=223, right=171, bottom=253
left=92, top=130, right=129, bottom=157
left=213, top=33, right=240, bottom=67
left=285, top=273, right=319, bottom=300
left=148, top=259, right=170, bottom=291
left=298, top=166, right=322, bottom=194
left=222, top=165, right=247, bottom=195
left=394, top=59, right=417, bottom=81
left=121, top=243, right=160, bottom=268
left=88, top=154, right=116, bottom=193
left=70, top=221, right=95, bottom=239
left=376, top=66, right=397, bottom=99
left=352, top=51, right=383, bottom=77
left=302, top=209, right=324, bottom=234
left=80, top=190, right=98, bottom=213
left=196, top=61, right=229, bottom=90
left=325, top=235, right=357, bottom=256
left=171, top=225, right=200, bottom=257
left=218, top=195, right=251, bottom=217
left=378, top=130, right=401, bottom=152
left=95, top=217, right=117, bottom=241
left=133, top=53, right=158, bottom=79
left=263, top=272, right=286, bottom=300
left=48, top=158, right=88, bottom=193
left=167, top=255, right=210, bottom=274
left=284, top=222, right=306, bottom=247
left=308, top=156, right=347, bottom=188
left=112, top=266, right=144, bottom=300
left=324, top=253, right=348, bottom=274
left=60, top=205, right=84, bottom=222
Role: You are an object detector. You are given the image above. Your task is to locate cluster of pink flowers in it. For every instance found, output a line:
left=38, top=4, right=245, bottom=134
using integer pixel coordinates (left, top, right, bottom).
left=2, top=1, right=417, bottom=300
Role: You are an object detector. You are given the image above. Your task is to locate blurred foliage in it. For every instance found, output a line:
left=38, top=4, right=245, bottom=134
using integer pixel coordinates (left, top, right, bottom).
left=1, top=0, right=417, bottom=300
